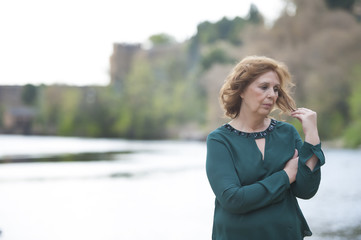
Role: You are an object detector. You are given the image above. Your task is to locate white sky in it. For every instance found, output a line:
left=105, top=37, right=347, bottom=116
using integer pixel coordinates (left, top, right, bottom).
left=0, top=0, right=285, bottom=86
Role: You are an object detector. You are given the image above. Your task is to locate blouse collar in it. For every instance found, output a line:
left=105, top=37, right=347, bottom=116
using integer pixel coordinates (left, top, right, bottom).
left=223, top=119, right=277, bottom=139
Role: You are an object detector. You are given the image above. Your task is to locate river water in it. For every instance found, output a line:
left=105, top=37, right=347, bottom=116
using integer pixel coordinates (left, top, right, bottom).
left=0, top=135, right=360, bottom=240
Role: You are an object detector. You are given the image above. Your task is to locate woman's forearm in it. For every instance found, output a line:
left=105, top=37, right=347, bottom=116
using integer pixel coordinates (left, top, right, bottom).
left=305, top=154, right=318, bottom=171
left=305, top=130, right=320, bottom=146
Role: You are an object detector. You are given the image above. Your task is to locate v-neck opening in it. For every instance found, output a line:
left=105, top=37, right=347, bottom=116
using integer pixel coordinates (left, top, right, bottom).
left=254, top=137, right=266, bottom=161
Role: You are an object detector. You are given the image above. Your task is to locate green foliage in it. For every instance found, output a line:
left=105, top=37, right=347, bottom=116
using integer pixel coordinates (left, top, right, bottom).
left=35, top=86, right=63, bottom=130
left=57, top=88, right=80, bottom=135
left=344, top=121, right=361, bottom=148
left=196, top=21, right=218, bottom=44
left=21, top=84, right=38, bottom=105
left=347, top=65, right=361, bottom=120
left=325, top=0, right=355, bottom=11
left=343, top=64, right=361, bottom=148
left=118, top=59, right=161, bottom=138
left=201, top=48, right=234, bottom=70
left=75, top=88, right=118, bottom=137
left=247, top=3, right=264, bottom=24
left=148, top=33, right=175, bottom=47
left=109, top=52, right=206, bottom=139
left=195, top=17, right=247, bottom=46
left=20, top=1, right=361, bottom=144
left=318, top=111, right=345, bottom=140
left=29, top=42, right=206, bottom=139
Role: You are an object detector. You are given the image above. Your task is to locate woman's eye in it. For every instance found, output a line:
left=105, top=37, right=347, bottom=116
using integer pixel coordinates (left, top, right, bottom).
left=274, top=88, right=279, bottom=92
left=260, top=86, right=268, bottom=90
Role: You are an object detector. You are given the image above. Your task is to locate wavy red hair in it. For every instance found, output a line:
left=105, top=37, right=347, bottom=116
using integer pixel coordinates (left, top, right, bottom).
left=220, top=56, right=296, bottom=118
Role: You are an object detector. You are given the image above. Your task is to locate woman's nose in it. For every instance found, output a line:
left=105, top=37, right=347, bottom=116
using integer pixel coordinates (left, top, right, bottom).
left=267, top=89, right=277, bottom=98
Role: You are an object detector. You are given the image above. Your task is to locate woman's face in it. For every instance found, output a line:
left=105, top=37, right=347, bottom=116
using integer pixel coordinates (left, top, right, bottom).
left=240, top=71, right=280, bottom=117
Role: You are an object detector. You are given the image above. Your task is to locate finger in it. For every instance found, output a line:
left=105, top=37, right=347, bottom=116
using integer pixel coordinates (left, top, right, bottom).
left=291, top=110, right=303, bottom=115
left=297, top=108, right=314, bottom=114
left=291, top=113, right=303, bottom=121
left=293, top=108, right=307, bottom=114
left=291, top=113, right=303, bottom=118
left=291, top=111, right=301, bottom=116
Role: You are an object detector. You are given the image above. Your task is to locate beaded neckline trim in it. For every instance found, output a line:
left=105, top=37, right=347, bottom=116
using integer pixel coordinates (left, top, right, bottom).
left=224, top=119, right=277, bottom=139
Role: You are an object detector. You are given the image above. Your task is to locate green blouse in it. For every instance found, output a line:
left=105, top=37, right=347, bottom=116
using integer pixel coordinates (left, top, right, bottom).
left=206, top=119, right=325, bottom=240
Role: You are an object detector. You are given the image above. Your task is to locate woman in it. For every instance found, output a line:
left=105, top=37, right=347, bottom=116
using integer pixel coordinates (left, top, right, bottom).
left=206, top=56, right=325, bottom=240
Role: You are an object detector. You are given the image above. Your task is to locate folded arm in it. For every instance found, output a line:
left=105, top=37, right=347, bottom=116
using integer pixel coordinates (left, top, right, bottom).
left=206, top=138, right=290, bottom=214
left=291, top=138, right=325, bottom=199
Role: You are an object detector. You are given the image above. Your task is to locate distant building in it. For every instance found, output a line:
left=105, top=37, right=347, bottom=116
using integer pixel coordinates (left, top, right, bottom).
left=0, top=85, right=36, bottom=134
left=109, top=42, right=183, bottom=92
left=2, top=106, right=36, bottom=134
left=109, top=43, right=142, bottom=90
left=0, top=85, right=22, bottom=106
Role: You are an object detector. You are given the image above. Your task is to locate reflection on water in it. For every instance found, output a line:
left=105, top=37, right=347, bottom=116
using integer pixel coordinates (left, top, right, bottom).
left=321, top=225, right=361, bottom=240
left=0, top=151, right=134, bottom=164
left=0, top=135, right=360, bottom=240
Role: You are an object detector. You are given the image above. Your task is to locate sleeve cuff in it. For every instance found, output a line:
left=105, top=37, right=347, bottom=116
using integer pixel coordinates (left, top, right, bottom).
left=281, top=170, right=291, bottom=189
left=298, top=141, right=325, bottom=173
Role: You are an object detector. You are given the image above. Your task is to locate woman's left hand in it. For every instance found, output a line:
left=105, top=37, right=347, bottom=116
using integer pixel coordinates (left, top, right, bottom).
left=291, top=108, right=320, bottom=145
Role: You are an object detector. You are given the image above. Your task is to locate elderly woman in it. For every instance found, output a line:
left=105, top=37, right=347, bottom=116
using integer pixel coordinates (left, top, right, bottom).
left=206, top=56, right=325, bottom=240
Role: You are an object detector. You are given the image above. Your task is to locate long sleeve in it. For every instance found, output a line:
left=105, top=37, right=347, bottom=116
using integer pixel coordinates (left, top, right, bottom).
left=206, top=137, right=290, bottom=214
left=291, top=131, right=325, bottom=199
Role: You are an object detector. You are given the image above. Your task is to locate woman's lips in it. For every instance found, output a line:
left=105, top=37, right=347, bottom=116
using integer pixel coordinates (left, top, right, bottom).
left=262, top=104, right=273, bottom=108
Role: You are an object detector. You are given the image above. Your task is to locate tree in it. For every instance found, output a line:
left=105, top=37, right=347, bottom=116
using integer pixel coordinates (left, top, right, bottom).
left=148, top=33, right=176, bottom=47
left=343, top=64, right=361, bottom=148
left=247, top=3, right=264, bottom=24
left=194, top=17, right=247, bottom=45
left=201, top=48, right=234, bottom=70
left=21, top=84, right=38, bottom=105
left=325, top=0, right=356, bottom=11
left=114, top=58, right=162, bottom=138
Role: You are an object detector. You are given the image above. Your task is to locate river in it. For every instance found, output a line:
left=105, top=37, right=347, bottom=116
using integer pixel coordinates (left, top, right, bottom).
left=0, top=135, right=360, bottom=240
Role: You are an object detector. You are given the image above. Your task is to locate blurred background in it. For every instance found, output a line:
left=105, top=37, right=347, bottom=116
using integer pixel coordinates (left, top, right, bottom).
left=0, top=0, right=361, bottom=239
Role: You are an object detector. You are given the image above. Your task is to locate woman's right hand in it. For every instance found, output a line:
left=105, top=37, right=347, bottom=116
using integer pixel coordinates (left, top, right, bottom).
left=284, top=149, right=299, bottom=184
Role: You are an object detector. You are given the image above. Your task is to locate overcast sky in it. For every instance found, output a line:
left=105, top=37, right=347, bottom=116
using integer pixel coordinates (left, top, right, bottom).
left=0, top=0, right=285, bottom=86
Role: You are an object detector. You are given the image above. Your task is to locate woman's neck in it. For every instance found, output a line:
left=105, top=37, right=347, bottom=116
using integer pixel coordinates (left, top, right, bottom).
left=230, top=111, right=269, bottom=133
